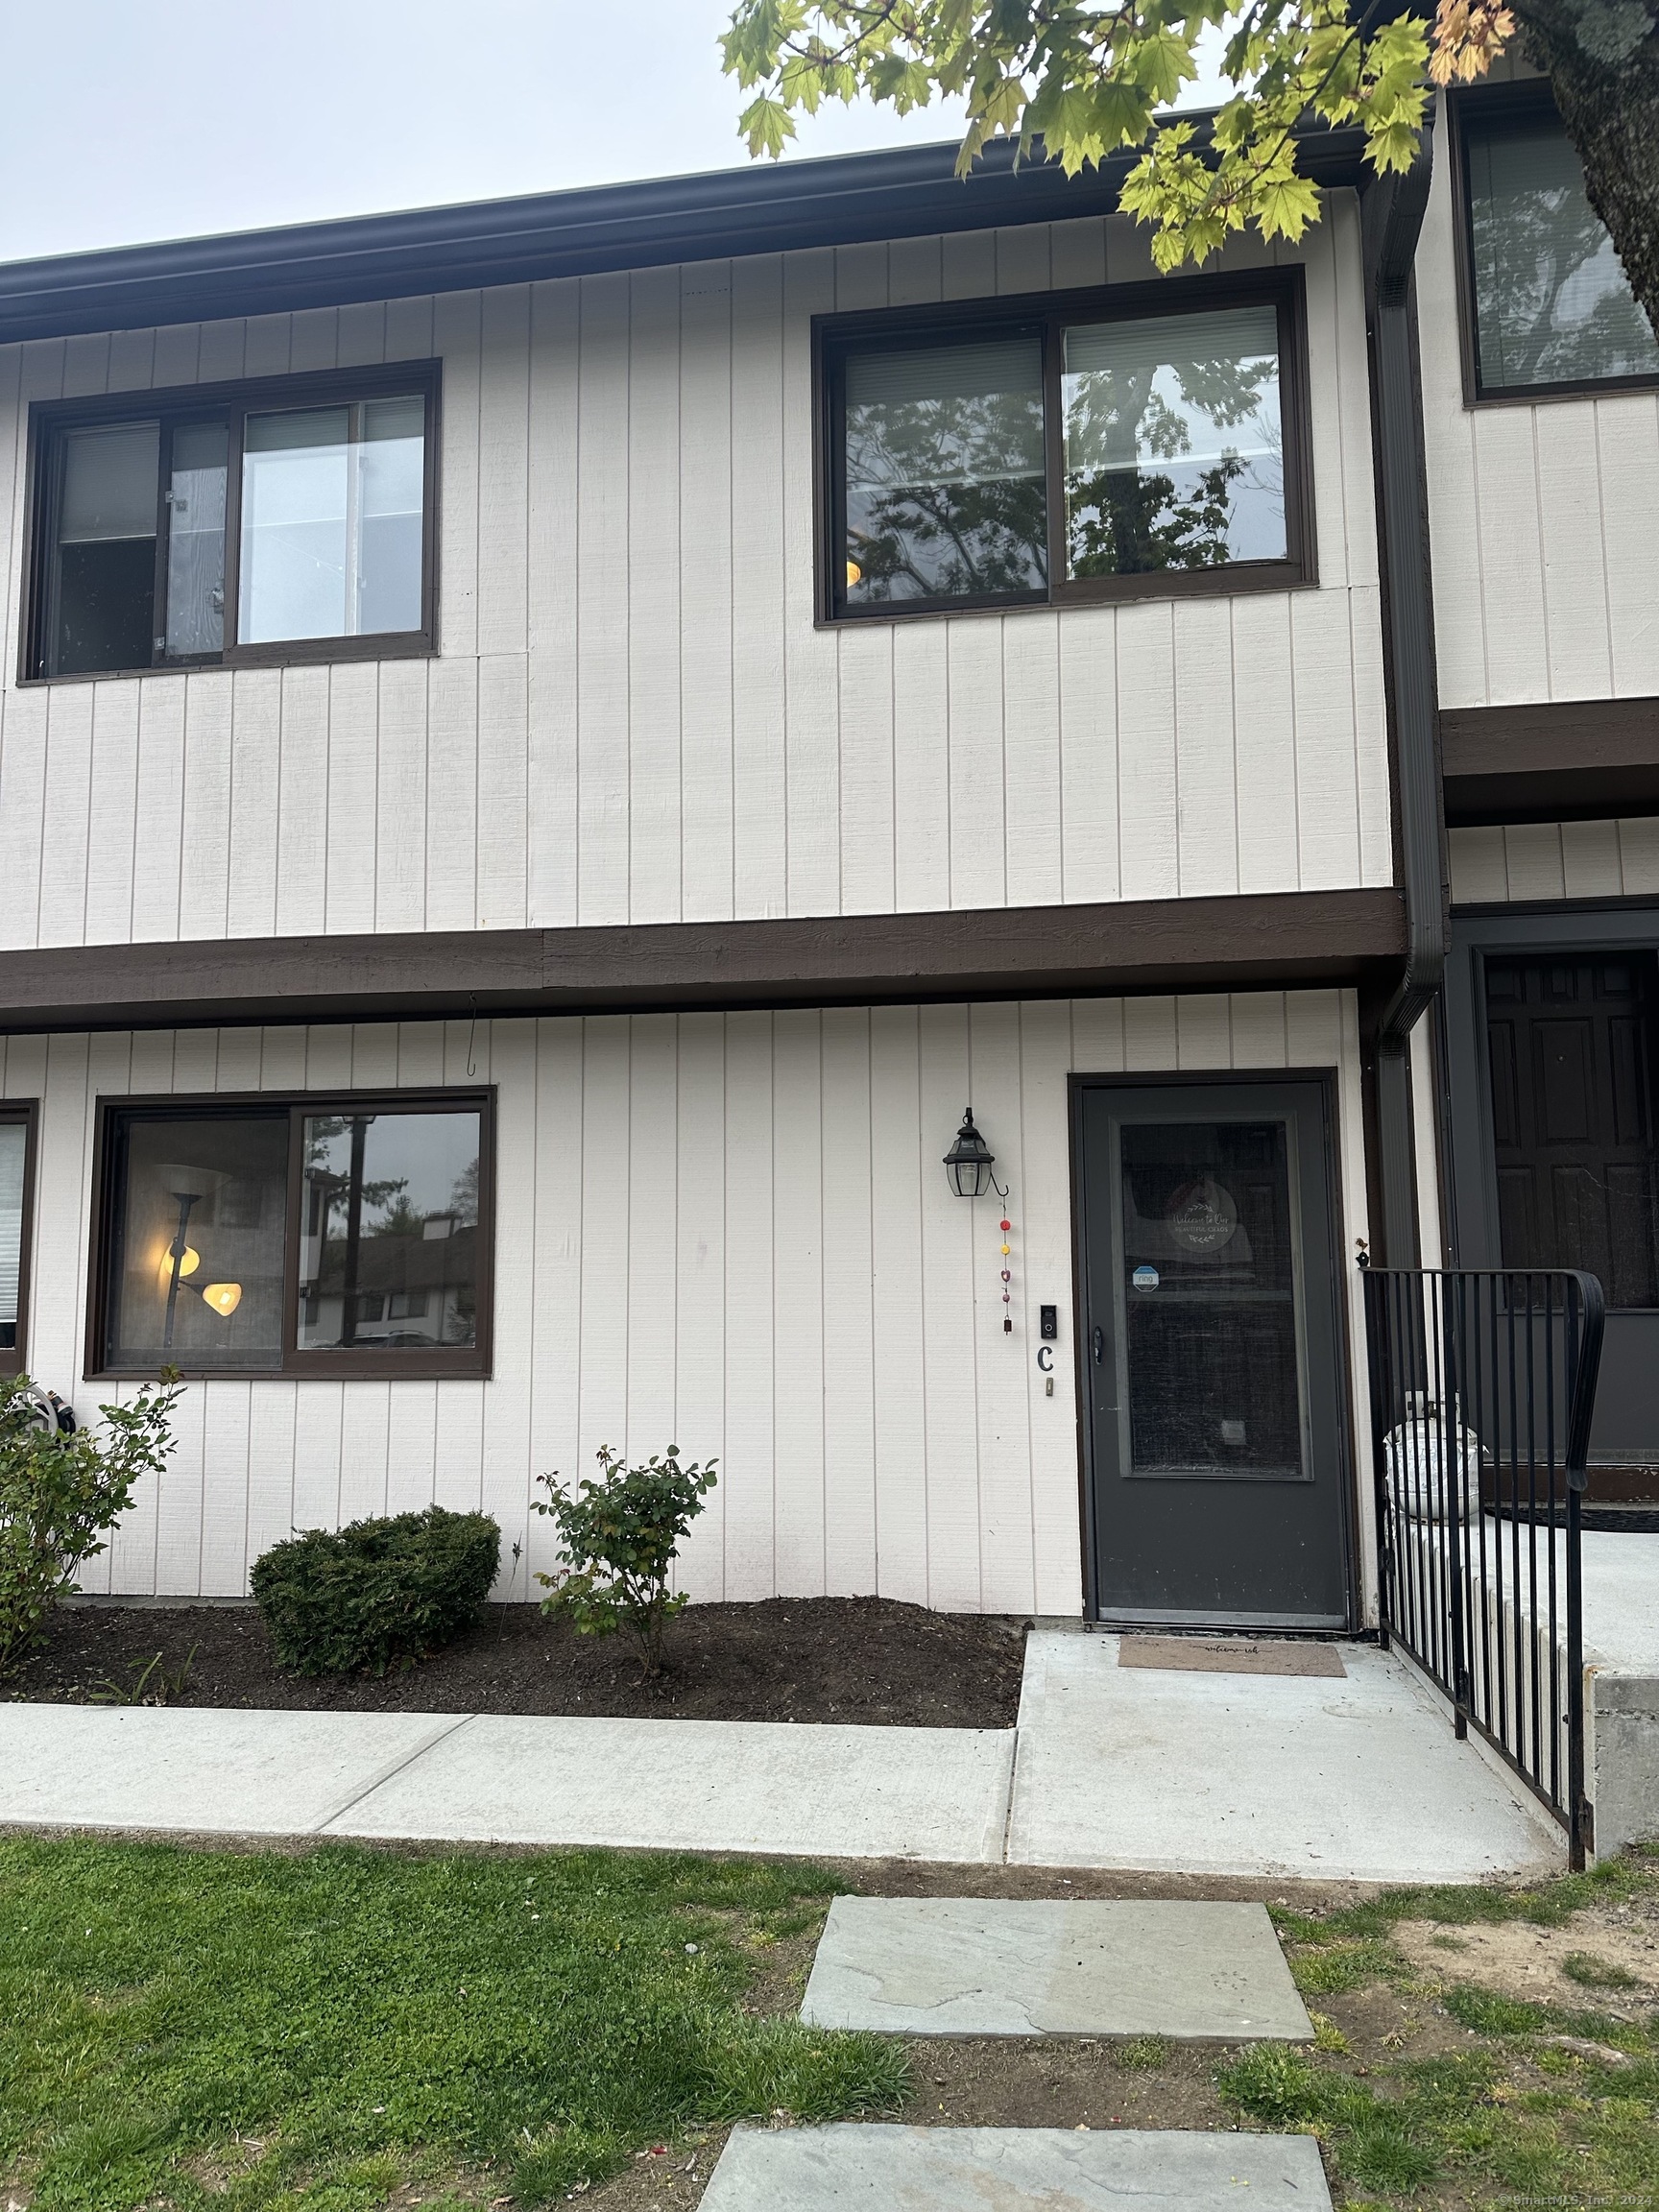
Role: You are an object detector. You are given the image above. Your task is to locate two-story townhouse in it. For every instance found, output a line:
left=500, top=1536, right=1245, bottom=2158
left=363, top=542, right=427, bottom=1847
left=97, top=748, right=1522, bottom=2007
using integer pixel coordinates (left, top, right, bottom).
left=1413, top=64, right=1659, bottom=1494
left=0, top=130, right=1434, bottom=1630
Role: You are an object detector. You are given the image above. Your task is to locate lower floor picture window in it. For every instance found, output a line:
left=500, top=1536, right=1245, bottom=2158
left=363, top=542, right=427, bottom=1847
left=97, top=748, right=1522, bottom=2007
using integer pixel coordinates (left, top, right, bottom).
left=98, top=1094, right=489, bottom=1375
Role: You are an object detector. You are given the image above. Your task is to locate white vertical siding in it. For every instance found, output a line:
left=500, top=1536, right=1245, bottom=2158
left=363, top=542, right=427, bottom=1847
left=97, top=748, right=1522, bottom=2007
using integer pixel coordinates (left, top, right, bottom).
left=1, top=203, right=1389, bottom=951
left=1449, top=818, right=1659, bottom=903
left=2, top=990, right=1375, bottom=1618
left=1417, top=97, right=1659, bottom=711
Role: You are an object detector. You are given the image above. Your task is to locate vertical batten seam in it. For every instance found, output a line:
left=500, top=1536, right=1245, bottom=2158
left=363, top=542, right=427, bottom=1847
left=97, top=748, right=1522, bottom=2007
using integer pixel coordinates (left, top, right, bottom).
left=864, top=1007, right=879, bottom=1591
left=1017, top=1002, right=1038, bottom=1610
left=817, top=1012, right=829, bottom=1590
left=1286, top=595, right=1305, bottom=890
left=1591, top=397, right=1616, bottom=698
left=1529, top=408, right=1551, bottom=698
left=1469, top=414, right=1493, bottom=705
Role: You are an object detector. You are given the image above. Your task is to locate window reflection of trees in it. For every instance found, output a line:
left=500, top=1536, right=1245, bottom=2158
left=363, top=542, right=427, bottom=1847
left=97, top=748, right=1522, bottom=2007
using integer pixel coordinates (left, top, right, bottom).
left=1471, top=128, right=1659, bottom=389
left=844, top=384, right=1047, bottom=602
left=301, top=1115, right=480, bottom=1351
left=1063, top=339, right=1284, bottom=576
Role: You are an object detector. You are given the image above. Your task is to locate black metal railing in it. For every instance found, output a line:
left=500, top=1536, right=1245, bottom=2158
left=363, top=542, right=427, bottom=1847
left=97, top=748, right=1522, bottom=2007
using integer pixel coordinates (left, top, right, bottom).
left=1359, top=1262, right=1605, bottom=1867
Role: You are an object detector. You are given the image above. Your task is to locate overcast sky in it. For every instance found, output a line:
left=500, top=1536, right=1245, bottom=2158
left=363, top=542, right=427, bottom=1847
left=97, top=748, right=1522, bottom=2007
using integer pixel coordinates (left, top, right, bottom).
left=1, top=0, right=972, bottom=263
left=5, top=1, right=1229, bottom=267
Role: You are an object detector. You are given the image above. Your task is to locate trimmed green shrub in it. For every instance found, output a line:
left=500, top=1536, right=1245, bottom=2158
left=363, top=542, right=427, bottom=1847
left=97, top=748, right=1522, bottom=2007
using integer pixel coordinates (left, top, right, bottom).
left=252, top=1506, right=500, bottom=1675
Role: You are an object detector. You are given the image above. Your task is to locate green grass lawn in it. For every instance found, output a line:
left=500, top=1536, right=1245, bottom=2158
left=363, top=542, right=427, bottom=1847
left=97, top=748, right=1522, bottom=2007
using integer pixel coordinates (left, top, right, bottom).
left=1244, top=1851, right=1659, bottom=2209
left=0, top=1839, right=904, bottom=2212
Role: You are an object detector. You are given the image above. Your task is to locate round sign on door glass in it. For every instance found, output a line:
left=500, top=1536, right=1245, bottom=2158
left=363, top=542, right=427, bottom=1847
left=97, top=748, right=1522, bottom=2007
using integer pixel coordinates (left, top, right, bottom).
left=1131, top=1263, right=1159, bottom=1291
left=1166, top=1175, right=1239, bottom=1255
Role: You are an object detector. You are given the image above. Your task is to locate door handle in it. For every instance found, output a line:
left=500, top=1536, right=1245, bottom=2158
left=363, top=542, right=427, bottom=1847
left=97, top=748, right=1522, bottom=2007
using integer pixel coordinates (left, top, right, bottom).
left=1093, top=1326, right=1104, bottom=1364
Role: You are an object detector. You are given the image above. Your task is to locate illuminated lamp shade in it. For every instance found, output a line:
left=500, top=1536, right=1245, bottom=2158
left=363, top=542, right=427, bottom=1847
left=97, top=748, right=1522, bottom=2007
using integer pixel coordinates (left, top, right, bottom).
left=846, top=558, right=862, bottom=588
left=158, top=1245, right=201, bottom=1288
left=201, top=1283, right=242, bottom=1318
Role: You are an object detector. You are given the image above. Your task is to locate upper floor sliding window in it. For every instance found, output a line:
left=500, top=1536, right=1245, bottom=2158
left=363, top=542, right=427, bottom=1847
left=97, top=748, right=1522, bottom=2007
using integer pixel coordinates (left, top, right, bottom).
left=23, top=364, right=439, bottom=682
left=1456, top=87, right=1659, bottom=399
left=821, top=273, right=1312, bottom=620
left=89, top=1091, right=492, bottom=1380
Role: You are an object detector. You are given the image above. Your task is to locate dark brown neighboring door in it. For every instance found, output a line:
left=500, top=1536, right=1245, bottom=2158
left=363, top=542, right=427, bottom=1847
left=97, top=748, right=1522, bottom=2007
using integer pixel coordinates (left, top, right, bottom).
left=1485, top=953, right=1659, bottom=1455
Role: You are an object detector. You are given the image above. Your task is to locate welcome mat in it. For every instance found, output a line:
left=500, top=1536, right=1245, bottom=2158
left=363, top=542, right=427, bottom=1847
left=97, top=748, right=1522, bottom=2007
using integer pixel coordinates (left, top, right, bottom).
left=1117, top=1635, right=1347, bottom=1679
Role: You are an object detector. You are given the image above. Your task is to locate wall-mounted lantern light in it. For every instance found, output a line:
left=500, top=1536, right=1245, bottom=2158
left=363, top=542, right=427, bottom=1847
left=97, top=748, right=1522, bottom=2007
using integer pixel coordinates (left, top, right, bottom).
left=943, top=1108, right=1007, bottom=1200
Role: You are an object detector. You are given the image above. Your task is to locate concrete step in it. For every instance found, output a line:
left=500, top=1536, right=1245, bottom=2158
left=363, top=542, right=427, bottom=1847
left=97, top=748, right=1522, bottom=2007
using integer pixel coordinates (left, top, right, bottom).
left=801, top=1896, right=1312, bottom=2039
left=698, top=2123, right=1332, bottom=2210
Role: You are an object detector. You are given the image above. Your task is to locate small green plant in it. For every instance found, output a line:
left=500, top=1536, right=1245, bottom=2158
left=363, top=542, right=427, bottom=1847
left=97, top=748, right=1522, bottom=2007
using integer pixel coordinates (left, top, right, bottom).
left=87, top=1643, right=199, bottom=1706
left=1113, top=2034, right=1172, bottom=2071
left=533, top=1445, right=717, bottom=1677
left=0, top=1370, right=183, bottom=1677
left=251, top=1506, right=499, bottom=1676
left=1561, top=1950, right=1638, bottom=1992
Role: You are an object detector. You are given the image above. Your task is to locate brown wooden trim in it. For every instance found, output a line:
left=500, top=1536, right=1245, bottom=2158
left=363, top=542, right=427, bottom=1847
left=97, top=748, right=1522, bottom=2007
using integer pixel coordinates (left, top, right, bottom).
left=1, top=890, right=1407, bottom=1038
left=0, top=1100, right=38, bottom=1380
left=20, top=361, right=442, bottom=685
left=1441, top=695, right=1659, bottom=824
left=85, top=1088, right=494, bottom=1383
left=1448, top=83, right=1659, bottom=408
left=814, top=267, right=1316, bottom=626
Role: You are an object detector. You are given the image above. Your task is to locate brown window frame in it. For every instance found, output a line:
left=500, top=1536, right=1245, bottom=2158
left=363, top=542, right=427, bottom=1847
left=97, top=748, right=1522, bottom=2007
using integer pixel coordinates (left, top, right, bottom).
left=814, top=267, right=1316, bottom=624
left=1450, top=81, right=1659, bottom=408
left=85, top=1087, right=493, bottom=1382
left=19, top=360, right=442, bottom=685
left=0, top=1100, right=38, bottom=1381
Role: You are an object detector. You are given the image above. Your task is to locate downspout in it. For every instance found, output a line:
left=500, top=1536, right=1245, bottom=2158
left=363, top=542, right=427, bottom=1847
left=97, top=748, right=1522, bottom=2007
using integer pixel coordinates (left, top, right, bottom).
left=1362, top=111, right=1447, bottom=1265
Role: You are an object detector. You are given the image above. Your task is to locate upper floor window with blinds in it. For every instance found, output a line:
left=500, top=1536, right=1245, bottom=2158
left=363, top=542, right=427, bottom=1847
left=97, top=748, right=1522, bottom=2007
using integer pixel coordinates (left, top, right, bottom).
left=24, top=364, right=438, bottom=682
left=1459, top=93, right=1659, bottom=398
left=821, top=274, right=1311, bottom=618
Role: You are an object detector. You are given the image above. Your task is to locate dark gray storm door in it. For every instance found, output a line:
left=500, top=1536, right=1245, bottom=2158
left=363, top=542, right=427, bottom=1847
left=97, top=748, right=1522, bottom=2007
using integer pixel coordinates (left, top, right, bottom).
left=1447, top=920, right=1659, bottom=1461
left=1075, top=1078, right=1353, bottom=1629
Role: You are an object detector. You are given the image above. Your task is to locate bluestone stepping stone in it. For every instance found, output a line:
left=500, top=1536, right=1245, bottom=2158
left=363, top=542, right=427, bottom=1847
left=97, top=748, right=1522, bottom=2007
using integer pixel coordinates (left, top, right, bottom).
left=698, top=2124, right=1333, bottom=2210
left=800, top=1897, right=1312, bottom=2039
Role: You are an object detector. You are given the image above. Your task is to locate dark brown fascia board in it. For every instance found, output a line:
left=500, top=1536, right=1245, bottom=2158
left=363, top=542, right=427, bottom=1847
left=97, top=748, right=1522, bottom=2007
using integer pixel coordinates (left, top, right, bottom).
left=1441, top=696, right=1659, bottom=826
left=0, top=122, right=1370, bottom=348
left=0, top=890, right=1405, bottom=1037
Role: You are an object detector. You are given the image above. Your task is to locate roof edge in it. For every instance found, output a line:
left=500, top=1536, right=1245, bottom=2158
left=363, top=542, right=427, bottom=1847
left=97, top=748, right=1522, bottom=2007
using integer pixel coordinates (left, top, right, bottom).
left=0, top=119, right=1370, bottom=346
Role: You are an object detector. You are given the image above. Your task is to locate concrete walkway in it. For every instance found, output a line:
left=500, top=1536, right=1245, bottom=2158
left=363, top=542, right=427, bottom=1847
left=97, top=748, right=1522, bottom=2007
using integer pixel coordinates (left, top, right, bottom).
left=0, top=1629, right=1563, bottom=1881
left=1010, top=1631, right=1562, bottom=1883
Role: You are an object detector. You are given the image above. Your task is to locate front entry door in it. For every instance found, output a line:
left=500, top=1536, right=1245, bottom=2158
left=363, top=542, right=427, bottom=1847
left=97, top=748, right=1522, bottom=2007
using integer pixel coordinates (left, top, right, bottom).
left=1077, top=1079, right=1352, bottom=1628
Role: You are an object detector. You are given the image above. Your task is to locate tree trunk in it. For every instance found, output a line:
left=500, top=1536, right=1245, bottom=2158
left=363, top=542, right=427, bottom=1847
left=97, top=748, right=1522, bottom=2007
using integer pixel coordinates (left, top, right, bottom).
left=1514, top=0, right=1659, bottom=342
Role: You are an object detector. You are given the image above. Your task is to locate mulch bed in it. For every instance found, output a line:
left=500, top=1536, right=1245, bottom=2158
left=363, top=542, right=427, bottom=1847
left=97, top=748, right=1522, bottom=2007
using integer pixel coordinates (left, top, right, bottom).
left=11, top=1597, right=1028, bottom=1729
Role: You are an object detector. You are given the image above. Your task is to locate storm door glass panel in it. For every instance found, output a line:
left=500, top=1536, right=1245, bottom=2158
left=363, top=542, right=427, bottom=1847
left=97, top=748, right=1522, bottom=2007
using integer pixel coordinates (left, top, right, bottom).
left=1468, top=118, right=1659, bottom=390
left=841, top=336, right=1046, bottom=605
left=1063, top=307, right=1285, bottom=576
left=163, top=421, right=228, bottom=657
left=106, top=1115, right=289, bottom=1371
left=300, top=1110, right=481, bottom=1352
left=1119, top=1119, right=1305, bottom=1478
left=0, top=1122, right=25, bottom=1355
left=53, top=421, right=159, bottom=674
